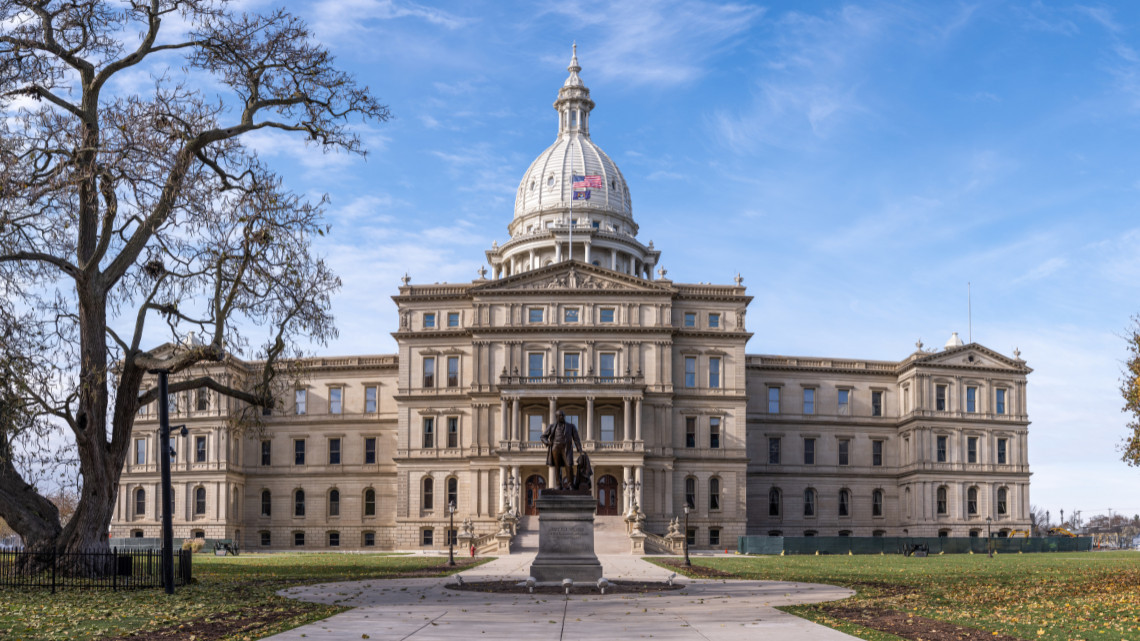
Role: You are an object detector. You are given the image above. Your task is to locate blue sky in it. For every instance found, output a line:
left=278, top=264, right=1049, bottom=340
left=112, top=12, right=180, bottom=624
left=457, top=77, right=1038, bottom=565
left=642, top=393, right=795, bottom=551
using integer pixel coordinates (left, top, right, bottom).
left=224, top=0, right=1140, bottom=522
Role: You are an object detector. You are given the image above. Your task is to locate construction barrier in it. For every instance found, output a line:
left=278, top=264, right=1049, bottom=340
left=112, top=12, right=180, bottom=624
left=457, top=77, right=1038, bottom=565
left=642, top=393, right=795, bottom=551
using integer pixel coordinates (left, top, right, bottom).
left=737, top=535, right=1093, bottom=555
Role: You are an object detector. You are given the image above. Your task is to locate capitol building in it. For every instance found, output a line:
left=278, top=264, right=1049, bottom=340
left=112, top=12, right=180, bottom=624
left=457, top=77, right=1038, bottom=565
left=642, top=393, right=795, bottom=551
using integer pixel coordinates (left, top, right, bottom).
left=112, top=50, right=1033, bottom=551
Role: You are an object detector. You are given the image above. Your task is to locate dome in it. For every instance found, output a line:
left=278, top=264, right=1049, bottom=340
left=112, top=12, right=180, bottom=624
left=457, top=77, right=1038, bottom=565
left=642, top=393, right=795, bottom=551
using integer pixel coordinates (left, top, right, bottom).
left=512, top=45, right=632, bottom=225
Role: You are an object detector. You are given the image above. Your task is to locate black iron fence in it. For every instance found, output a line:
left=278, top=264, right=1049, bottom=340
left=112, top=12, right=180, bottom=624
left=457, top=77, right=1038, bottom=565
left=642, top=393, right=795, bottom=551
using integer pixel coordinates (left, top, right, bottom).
left=0, top=548, right=192, bottom=592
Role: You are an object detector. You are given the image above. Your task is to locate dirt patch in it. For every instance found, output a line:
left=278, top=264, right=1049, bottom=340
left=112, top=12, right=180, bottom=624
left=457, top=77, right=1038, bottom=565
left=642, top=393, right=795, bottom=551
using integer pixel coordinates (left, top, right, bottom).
left=820, top=605, right=1025, bottom=641
left=107, top=603, right=312, bottom=641
left=656, top=558, right=737, bottom=579
left=446, top=580, right=683, bottom=595
left=844, top=580, right=919, bottom=598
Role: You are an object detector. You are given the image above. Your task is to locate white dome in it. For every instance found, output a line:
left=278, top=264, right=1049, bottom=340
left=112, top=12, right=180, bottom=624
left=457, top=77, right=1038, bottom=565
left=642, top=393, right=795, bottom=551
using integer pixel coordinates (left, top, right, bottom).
left=514, top=136, right=632, bottom=221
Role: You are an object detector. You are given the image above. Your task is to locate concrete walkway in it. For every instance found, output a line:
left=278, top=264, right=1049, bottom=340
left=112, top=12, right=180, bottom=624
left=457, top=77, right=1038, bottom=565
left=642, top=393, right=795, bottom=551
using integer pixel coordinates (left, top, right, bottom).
left=267, top=553, right=859, bottom=640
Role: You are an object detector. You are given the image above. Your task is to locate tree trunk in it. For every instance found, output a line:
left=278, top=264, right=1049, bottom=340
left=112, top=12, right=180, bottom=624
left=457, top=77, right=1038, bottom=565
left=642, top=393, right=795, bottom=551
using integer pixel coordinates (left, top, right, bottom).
left=0, top=433, right=62, bottom=551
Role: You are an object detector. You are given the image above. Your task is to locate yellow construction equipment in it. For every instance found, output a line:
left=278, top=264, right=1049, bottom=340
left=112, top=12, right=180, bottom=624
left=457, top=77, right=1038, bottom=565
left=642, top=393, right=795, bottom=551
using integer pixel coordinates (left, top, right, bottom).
left=1009, top=530, right=1031, bottom=538
left=1048, top=527, right=1076, bottom=538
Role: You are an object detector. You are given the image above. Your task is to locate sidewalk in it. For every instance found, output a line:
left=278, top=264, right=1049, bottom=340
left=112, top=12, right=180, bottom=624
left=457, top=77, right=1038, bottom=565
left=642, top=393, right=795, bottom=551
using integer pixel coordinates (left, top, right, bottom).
left=267, top=553, right=860, bottom=640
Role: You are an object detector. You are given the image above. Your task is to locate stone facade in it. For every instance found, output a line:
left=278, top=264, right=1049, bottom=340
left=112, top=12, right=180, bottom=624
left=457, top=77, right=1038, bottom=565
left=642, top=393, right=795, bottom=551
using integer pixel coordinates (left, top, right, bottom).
left=111, top=50, right=1032, bottom=551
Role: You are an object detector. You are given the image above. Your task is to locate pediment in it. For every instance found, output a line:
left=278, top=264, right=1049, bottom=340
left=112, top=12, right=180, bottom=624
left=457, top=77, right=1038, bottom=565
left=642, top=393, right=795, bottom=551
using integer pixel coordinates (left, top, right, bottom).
left=472, top=261, right=671, bottom=294
left=912, top=344, right=1030, bottom=373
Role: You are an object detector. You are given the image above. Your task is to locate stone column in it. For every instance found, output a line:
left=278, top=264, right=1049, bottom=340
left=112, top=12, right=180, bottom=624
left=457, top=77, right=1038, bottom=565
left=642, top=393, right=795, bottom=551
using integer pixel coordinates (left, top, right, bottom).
left=585, top=242, right=592, bottom=264
left=623, top=466, right=632, bottom=513
left=634, top=399, right=643, bottom=442
left=549, top=397, right=557, bottom=423
left=512, top=465, right=521, bottom=509
left=530, top=249, right=537, bottom=271
left=610, top=250, right=616, bottom=270
left=512, top=398, right=521, bottom=441
left=500, top=398, right=509, bottom=441
left=664, top=468, right=673, bottom=517
left=635, top=466, right=643, bottom=511
left=499, top=465, right=507, bottom=511
left=586, top=397, right=595, bottom=441
left=555, top=243, right=562, bottom=262
left=623, top=397, right=632, bottom=443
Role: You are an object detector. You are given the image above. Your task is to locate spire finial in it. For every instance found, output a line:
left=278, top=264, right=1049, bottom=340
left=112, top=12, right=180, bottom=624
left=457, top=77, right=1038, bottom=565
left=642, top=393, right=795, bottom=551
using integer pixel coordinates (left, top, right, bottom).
left=569, top=42, right=580, bottom=73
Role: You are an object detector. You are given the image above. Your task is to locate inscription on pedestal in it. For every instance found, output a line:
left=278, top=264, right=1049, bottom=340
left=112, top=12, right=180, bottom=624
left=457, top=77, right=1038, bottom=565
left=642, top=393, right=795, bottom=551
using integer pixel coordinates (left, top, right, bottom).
left=529, top=491, right=603, bottom=582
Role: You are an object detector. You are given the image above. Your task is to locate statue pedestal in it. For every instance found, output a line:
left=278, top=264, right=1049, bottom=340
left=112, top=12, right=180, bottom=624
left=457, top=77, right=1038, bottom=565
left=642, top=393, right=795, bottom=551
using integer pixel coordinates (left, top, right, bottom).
left=529, top=491, right=603, bottom=582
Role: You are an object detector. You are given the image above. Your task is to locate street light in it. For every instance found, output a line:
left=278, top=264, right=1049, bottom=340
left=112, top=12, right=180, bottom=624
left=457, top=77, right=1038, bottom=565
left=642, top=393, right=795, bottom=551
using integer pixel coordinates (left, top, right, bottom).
left=986, top=516, right=993, bottom=558
left=448, top=501, right=457, bottom=566
left=683, top=504, right=691, bottom=567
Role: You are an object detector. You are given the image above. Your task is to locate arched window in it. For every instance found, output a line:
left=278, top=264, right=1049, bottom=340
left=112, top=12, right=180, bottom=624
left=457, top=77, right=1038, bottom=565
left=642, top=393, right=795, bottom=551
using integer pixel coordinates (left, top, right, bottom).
left=329, top=489, right=340, bottom=517
left=423, top=477, right=434, bottom=511
left=803, top=488, right=816, bottom=517
left=294, top=489, right=305, bottom=517
left=872, top=489, right=884, bottom=517
left=447, top=477, right=458, bottom=509
left=997, top=487, right=1008, bottom=515
left=838, top=489, right=850, bottom=517
left=936, top=486, right=948, bottom=515
left=768, top=487, right=781, bottom=516
left=261, top=490, right=271, bottom=516
left=967, top=487, right=978, bottom=515
left=708, top=477, right=721, bottom=511
left=364, top=489, right=376, bottom=517
left=684, top=477, right=696, bottom=509
left=135, top=488, right=146, bottom=517
left=194, top=487, right=206, bottom=515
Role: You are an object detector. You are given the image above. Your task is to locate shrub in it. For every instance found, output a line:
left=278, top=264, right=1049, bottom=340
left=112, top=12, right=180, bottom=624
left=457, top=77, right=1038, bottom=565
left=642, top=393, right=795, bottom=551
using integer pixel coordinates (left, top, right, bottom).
left=181, top=539, right=205, bottom=553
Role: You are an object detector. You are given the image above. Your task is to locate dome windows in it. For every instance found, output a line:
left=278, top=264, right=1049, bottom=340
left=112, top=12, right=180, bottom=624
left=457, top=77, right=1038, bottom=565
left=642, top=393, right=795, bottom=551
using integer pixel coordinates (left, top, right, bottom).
left=547, top=174, right=555, bottom=187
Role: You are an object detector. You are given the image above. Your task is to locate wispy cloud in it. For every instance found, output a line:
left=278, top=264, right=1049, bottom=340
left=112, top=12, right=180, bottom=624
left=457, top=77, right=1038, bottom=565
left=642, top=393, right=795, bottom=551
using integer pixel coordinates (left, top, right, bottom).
left=310, top=0, right=469, bottom=39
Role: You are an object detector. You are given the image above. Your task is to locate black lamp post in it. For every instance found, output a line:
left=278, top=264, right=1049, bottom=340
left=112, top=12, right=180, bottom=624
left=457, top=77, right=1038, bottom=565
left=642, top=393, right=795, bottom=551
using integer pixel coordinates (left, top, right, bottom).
left=448, top=501, right=457, bottom=566
left=683, top=504, right=691, bottom=567
left=151, top=369, right=188, bottom=595
left=986, top=516, right=993, bottom=558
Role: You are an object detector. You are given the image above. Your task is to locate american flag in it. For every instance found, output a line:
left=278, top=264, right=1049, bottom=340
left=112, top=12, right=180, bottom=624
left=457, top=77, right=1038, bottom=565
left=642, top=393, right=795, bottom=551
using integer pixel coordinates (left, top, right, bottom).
left=572, top=174, right=603, bottom=189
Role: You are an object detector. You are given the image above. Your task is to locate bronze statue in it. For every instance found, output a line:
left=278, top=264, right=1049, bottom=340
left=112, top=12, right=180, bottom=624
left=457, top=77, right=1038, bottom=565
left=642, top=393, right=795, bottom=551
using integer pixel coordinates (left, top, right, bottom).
left=541, top=410, right=584, bottom=490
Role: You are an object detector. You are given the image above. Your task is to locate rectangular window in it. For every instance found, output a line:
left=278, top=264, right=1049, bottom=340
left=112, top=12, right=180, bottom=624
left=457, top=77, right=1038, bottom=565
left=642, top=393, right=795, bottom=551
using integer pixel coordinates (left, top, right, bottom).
left=195, top=436, right=207, bottom=463
left=996, top=389, right=1007, bottom=415
left=423, top=357, right=435, bottom=387
left=871, top=391, right=883, bottom=417
left=329, top=532, right=340, bottom=547
left=294, top=439, right=305, bottom=465
left=684, top=357, right=696, bottom=388
left=447, top=356, right=459, bottom=387
left=937, top=435, right=947, bottom=462
left=685, top=417, right=696, bottom=448
left=447, top=417, right=458, bottom=448
left=295, top=389, right=306, bottom=415
left=365, top=386, right=377, bottom=413
left=135, top=439, right=146, bottom=465
left=564, top=308, right=579, bottom=323
left=709, top=417, right=721, bottom=449
left=686, top=529, right=696, bottom=545
left=294, top=531, right=305, bottom=547
left=564, top=353, right=580, bottom=378
left=997, top=438, right=1007, bottom=464
left=837, top=389, right=850, bottom=415
left=528, top=353, right=544, bottom=378
left=936, top=385, right=947, bottom=411
left=708, top=313, right=720, bottom=328
left=600, top=415, right=615, bottom=442
left=803, top=388, right=815, bottom=415
left=329, top=438, right=341, bottom=465
left=872, top=440, right=883, bottom=466
left=600, top=308, right=615, bottom=323
left=768, top=437, right=781, bottom=464
left=709, top=357, right=721, bottom=389
left=528, top=308, right=544, bottom=323
left=803, top=438, right=815, bottom=465
left=709, top=528, right=720, bottom=546
left=528, top=415, right=543, bottom=442
left=261, top=440, right=271, bottom=466
left=838, top=439, right=849, bottom=466
left=261, top=532, right=271, bottom=547
left=768, top=387, right=780, bottom=414
left=968, top=436, right=978, bottom=463
left=423, top=313, right=435, bottom=328
left=966, top=386, right=977, bottom=413
left=196, top=389, right=209, bottom=412
left=364, top=437, right=377, bottom=464
left=363, top=532, right=375, bottom=547
left=683, top=312, right=696, bottom=327
left=329, top=388, right=342, bottom=415
left=447, top=312, right=459, bottom=327
left=423, top=418, right=434, bottom=448
left=446, top=529, right=458, bottom=546
left=421, top=529, right=434, bottom=546
left=599, top=353, right=616, bottom=379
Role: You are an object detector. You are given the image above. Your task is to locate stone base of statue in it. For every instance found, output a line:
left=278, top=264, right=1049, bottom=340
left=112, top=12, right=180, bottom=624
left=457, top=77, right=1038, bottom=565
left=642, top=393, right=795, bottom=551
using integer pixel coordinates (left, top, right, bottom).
left=529, top=490, right=603, bottom=582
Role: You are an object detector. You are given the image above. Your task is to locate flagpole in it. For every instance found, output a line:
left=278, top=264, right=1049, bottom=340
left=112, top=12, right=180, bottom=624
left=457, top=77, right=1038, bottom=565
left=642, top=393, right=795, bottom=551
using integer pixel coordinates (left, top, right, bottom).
left=568, top=134, right=573, bottom=263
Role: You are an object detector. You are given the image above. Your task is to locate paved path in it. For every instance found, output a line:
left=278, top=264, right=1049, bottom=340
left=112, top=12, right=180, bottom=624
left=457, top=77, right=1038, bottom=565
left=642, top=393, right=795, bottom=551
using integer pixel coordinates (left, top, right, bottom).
left=267, top=553, right=859, bottom=640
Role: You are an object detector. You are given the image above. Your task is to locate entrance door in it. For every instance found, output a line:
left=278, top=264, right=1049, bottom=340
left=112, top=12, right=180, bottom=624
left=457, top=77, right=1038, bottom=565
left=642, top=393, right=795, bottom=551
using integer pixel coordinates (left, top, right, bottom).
left=596, top=475, right=618, bottom=515
left=524, top=474, right=545, bottom=516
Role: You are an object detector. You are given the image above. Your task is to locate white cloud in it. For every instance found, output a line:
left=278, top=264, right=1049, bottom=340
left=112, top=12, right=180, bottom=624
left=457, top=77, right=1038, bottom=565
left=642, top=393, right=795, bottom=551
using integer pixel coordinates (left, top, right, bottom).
left=310, top=0, right=469, bottom=40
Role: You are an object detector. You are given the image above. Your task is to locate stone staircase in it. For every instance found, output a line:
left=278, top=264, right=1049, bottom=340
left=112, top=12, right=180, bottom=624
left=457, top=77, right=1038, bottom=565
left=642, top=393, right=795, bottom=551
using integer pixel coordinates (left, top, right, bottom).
left=593, top=515, right=630, bottom=554
left=511, top=515, right=540, bottom=552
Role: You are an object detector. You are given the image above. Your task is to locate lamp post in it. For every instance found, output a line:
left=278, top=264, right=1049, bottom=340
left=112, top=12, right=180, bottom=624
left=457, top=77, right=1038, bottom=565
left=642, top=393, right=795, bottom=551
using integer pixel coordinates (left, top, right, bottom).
left=683, top=504, right=691, bottom=567
left=986, top=516, right=993, bottom=558
left=151, top=369, right=188, bottom=595
left=448, top=501, right=457, bottom=566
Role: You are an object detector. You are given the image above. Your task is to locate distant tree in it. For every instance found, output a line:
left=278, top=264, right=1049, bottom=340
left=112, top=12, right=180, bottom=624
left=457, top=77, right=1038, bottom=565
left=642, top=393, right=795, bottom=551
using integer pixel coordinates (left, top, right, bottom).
left=0, top=0, right=388, bottom=564
left=1121, top=317, right=1140, bottom=465
left=1029, top=504, right=1046, bottom=536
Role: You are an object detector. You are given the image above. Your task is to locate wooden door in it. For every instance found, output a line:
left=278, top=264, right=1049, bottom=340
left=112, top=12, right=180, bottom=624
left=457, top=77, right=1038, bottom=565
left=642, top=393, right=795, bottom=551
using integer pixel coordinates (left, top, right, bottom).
left=524, top=474, right=545, bottom=516
left=596, top=474, right=618, bottom=515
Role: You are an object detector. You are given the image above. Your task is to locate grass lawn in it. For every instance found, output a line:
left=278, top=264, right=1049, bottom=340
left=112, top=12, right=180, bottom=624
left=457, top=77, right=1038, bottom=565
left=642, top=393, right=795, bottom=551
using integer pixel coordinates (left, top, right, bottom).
left=652, top=551, right=1140, bottom=641
left=0, top=552, right=488, bottom=641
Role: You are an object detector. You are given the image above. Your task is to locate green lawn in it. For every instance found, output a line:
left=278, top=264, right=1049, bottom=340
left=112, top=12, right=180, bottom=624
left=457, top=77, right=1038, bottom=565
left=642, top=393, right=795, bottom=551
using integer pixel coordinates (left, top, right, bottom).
left=652, top=551, right=1140, bottom=641
left=0, top=552, right=487, bottom=641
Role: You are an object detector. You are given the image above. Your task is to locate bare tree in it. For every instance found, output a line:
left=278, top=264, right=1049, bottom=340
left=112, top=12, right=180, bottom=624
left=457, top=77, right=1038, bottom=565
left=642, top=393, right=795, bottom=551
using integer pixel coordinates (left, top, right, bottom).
left=0, top=0, right=388, bottom=561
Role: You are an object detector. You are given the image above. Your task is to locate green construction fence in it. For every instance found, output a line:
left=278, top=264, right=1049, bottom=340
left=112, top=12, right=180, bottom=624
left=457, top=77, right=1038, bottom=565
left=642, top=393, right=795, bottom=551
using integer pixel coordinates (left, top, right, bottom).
left=737, top=535, right=1093, bottom=555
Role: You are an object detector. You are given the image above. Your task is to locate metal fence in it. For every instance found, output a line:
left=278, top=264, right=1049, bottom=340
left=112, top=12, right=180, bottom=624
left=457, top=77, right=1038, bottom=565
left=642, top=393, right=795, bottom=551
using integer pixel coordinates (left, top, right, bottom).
left=738, top=535, right=1094, bottom=555
left=0, top=548, right=192, bottom=592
